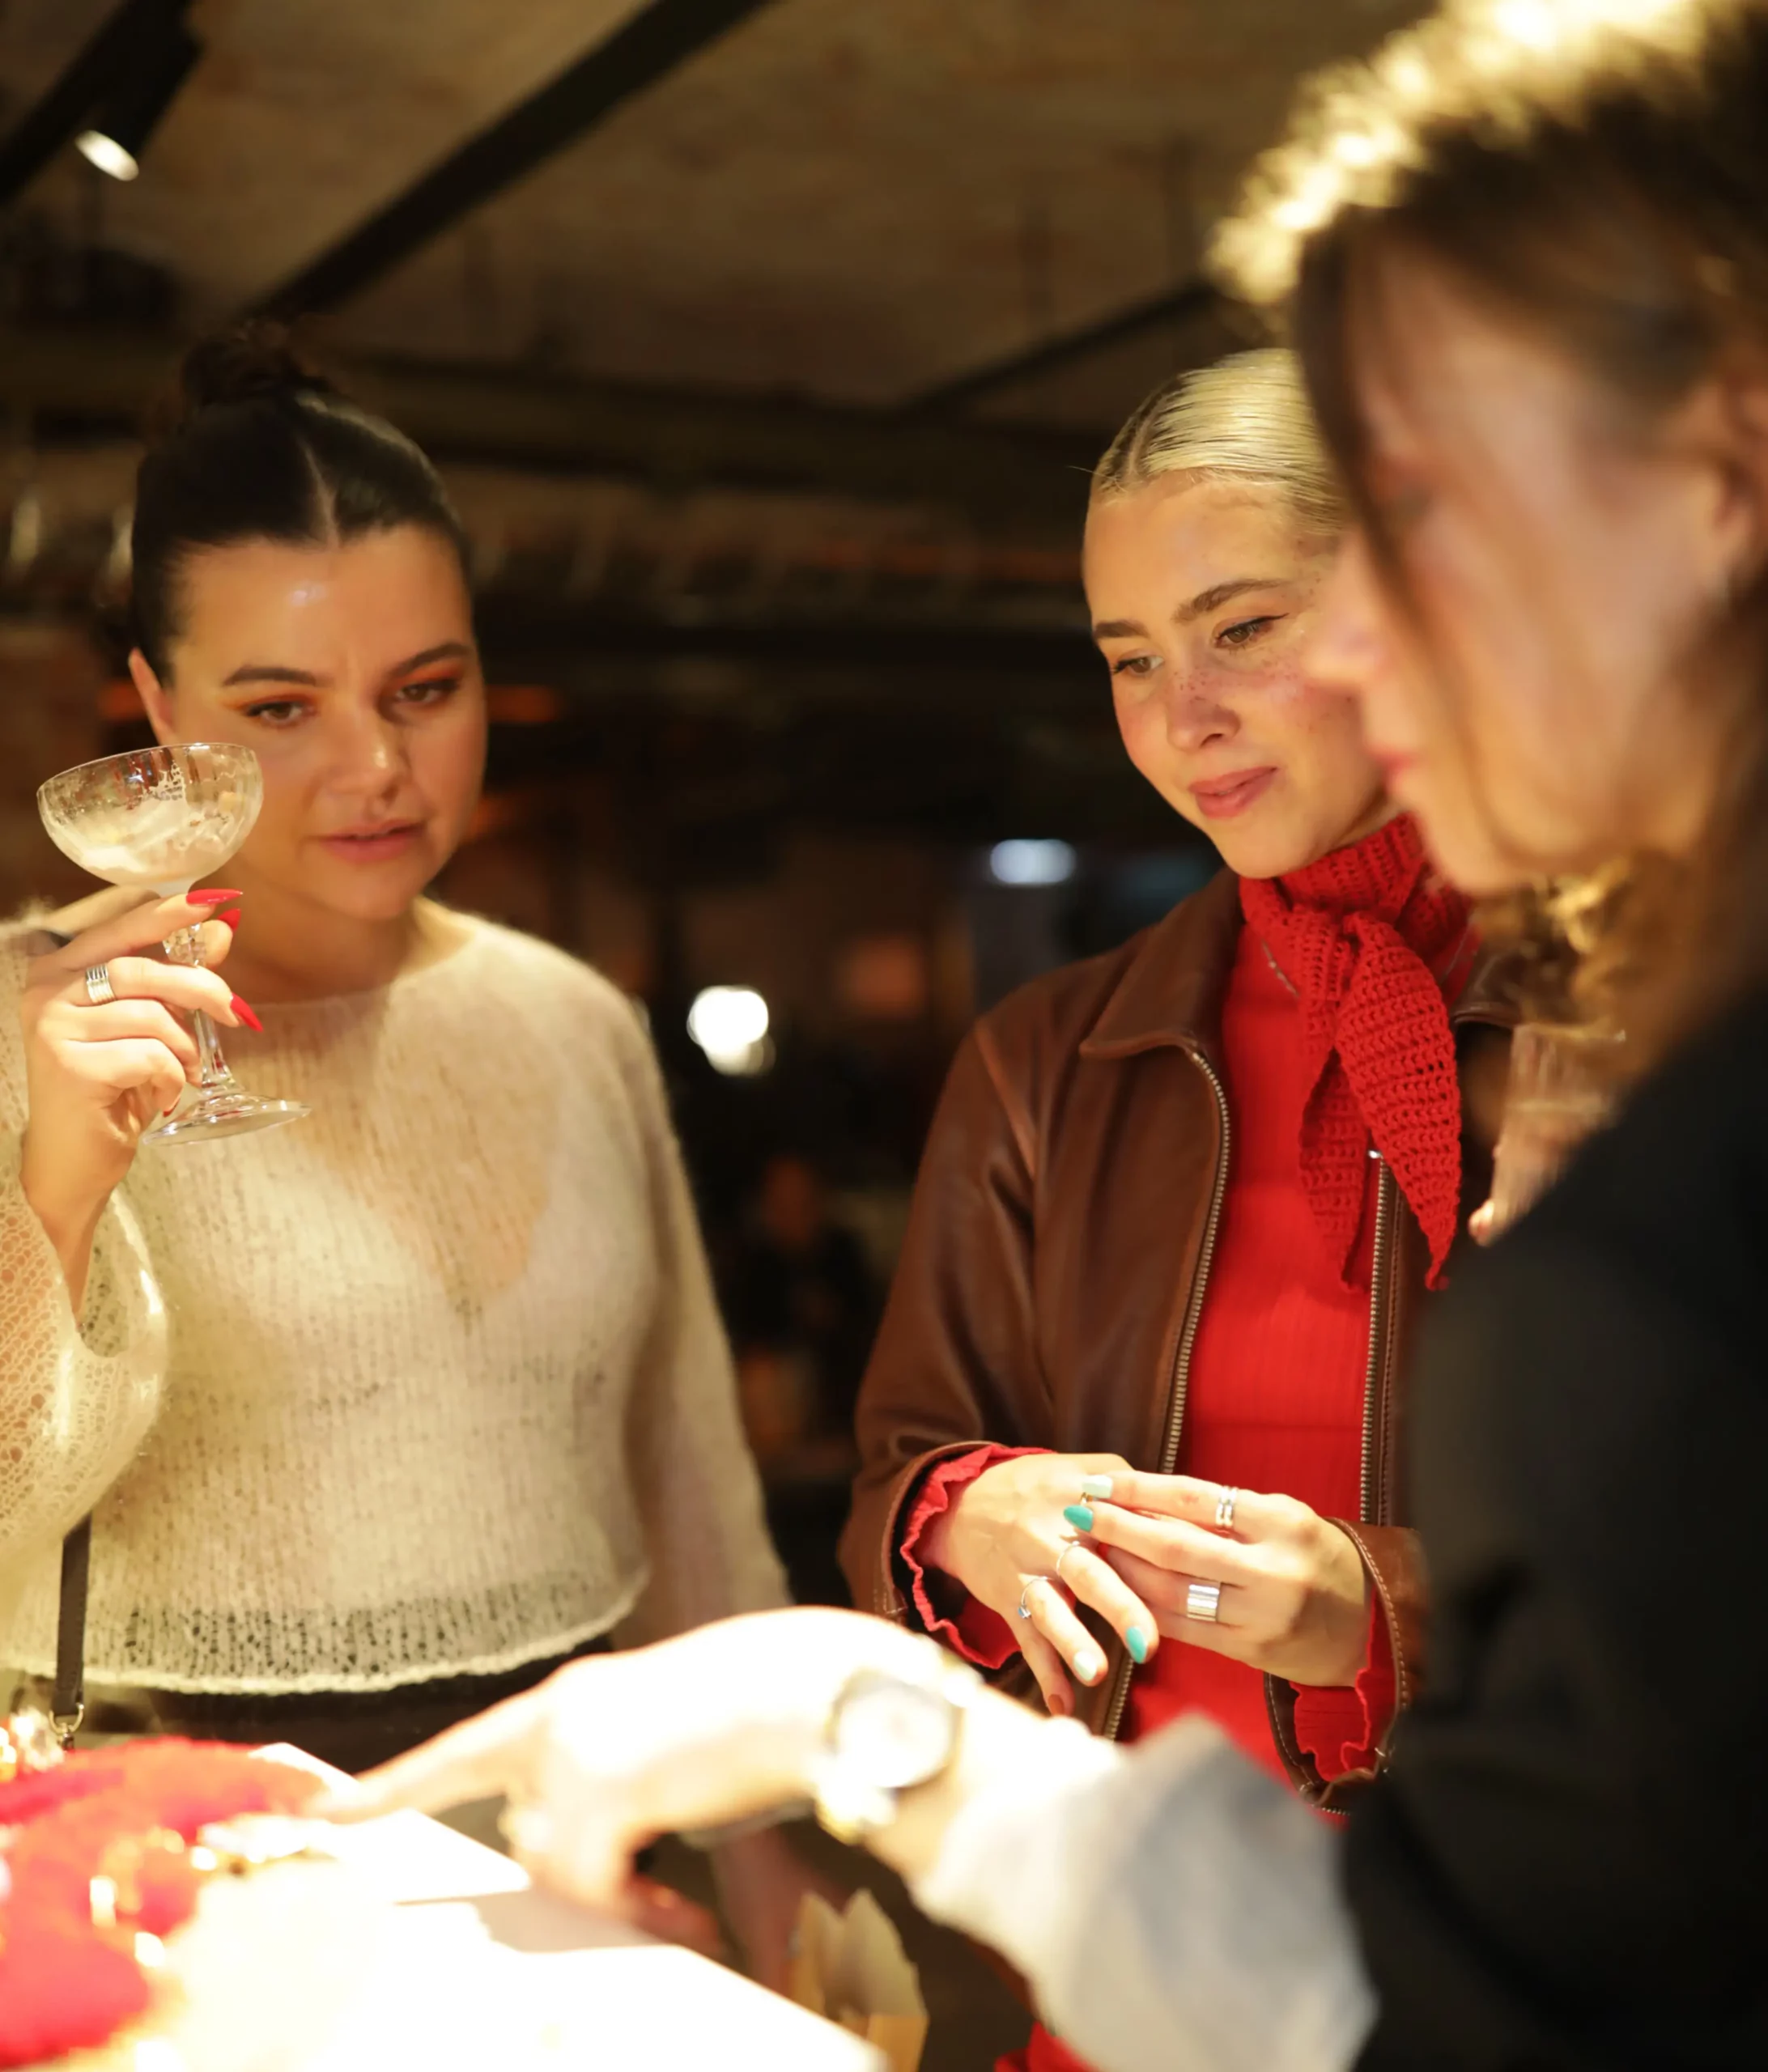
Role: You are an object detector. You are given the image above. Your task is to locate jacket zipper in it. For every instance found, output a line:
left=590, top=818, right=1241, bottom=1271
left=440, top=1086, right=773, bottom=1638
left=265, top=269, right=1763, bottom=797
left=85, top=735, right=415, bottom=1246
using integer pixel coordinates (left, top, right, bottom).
left=1359, top=1157, right=1396, bottom=1526
left=1102, top=1047, right=1232, bottom=1743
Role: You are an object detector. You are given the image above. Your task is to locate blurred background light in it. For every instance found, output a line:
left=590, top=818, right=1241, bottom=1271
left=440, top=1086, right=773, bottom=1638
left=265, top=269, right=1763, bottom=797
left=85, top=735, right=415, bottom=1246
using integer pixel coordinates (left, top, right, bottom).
left=688, top=986, right=773, bottom=1076
left=75, top=15, right=203, bottom=185
left=988, top=839, right=1077, bottom=887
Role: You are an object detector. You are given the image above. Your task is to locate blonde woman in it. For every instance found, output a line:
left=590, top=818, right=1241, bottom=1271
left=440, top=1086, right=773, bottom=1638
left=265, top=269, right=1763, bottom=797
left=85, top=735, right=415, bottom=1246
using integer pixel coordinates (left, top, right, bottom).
left=840, top=347, right=1511, bottom=2072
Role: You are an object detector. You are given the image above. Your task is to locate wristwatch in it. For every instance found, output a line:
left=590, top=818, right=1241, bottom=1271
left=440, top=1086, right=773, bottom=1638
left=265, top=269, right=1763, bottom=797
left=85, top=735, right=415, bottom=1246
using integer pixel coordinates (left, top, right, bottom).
left=811, top=1658, right=981, bottom=1845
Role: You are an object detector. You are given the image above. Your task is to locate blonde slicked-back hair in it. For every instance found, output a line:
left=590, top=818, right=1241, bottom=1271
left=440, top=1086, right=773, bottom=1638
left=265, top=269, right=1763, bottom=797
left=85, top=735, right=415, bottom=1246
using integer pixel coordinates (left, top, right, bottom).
left=1090, top=347, right=1345, bottom=541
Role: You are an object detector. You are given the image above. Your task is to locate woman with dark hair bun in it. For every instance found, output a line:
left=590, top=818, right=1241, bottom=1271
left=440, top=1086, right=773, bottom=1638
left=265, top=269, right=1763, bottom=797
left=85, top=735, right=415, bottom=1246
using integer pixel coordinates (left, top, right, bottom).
left=0, top=326, right=806, bottom=1976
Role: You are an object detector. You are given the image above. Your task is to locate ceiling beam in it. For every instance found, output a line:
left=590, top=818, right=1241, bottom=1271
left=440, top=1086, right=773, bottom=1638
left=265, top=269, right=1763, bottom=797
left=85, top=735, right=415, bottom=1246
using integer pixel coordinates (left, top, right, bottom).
left=252, top=0, right=776, bottom=321
left=912, top=278, right=1224, bottom=414
left=0, top=0, right=185, bottom=208
left=0, top=327, right=1099, bottom=533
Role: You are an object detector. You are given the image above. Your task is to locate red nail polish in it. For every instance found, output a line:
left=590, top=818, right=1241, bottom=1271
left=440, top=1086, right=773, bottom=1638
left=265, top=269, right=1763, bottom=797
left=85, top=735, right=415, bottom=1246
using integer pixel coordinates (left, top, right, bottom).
left=231, top=995, right=263, bottom=1034
left=189, top=889, right=242, bottom=906
left=216, top=908, right=241, bottom=931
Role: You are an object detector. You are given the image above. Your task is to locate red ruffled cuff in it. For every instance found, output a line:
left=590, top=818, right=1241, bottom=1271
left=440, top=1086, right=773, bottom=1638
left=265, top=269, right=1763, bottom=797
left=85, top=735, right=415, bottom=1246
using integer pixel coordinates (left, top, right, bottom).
left=899, top=1445, right=1048, bottom=1668
left=1290, top=1590, right=1397, bottom=1780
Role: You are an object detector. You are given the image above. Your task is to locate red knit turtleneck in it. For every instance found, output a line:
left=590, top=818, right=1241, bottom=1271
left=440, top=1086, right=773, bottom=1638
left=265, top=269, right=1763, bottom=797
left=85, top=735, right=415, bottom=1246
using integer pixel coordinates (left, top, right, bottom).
left=1241, top=812, right=1472, bottom=1287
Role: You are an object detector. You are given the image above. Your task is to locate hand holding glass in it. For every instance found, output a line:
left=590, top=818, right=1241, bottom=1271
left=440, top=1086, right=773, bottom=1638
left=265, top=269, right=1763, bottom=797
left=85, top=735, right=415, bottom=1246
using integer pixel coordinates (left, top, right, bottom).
left=37, top=743, right=308, bottom=1143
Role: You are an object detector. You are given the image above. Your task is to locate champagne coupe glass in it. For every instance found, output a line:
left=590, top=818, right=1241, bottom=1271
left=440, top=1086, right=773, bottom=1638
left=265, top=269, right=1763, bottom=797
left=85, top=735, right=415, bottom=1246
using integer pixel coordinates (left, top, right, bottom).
left=37, top=742, right=309, bottom=1144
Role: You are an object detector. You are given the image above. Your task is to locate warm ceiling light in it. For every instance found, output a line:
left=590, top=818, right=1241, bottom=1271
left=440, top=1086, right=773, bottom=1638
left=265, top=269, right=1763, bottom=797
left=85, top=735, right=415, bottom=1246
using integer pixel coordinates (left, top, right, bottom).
left=74, top=129, right=140, bottom=181
left=76, top=18, right=201, bottom=184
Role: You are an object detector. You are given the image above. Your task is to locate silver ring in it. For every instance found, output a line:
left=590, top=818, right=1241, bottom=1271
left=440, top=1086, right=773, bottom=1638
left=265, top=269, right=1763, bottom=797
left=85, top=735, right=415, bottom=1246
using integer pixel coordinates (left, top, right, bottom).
left=1184, top=1580, right=1222, bottom=1624
left=1054, top=1540, right=1085, bottom=1593
left=1215, top=1487, right=1239, bottom=1531
left=84, top=963, right=116, bottom=1006
left=1017, top=1577, right=1045, bottom=1620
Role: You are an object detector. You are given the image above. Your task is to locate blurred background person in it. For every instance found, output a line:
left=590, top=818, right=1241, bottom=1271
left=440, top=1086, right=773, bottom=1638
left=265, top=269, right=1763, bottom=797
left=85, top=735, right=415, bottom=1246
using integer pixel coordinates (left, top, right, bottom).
left=725, top=1149, right=879, bottom=1470
left=722, top=1149, right=880, bottom=1604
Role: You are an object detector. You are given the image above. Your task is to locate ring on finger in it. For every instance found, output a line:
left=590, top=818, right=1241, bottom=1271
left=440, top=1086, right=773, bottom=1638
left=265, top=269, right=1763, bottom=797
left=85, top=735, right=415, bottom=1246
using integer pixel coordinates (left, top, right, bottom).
left=84, top=963, right=117, bottom=1007
left=1054, top=1540, right=1085, bottom=1594
left=1017, top=1576, right=1049, bottom=1620
left=1184, top=1579, right=1223, bottom=1624
left=1214, top=1487, right=1239, bottom=1531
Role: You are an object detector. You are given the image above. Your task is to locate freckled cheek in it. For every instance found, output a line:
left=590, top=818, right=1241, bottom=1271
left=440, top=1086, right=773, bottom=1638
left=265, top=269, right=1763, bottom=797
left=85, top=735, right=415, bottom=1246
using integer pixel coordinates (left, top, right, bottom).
left=1111, top=686, right=1173, bottom=783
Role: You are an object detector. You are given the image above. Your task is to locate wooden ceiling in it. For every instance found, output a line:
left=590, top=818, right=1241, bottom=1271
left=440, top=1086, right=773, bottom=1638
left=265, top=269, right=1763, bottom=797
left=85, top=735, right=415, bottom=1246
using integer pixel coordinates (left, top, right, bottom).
left=0, top=0, right=1422, bottom=427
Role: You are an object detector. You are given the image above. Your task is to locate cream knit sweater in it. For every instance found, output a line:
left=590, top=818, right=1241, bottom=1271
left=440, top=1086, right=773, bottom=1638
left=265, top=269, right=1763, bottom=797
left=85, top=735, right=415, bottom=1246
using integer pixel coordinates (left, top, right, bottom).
left=0, top=909, right=785, bottom=1693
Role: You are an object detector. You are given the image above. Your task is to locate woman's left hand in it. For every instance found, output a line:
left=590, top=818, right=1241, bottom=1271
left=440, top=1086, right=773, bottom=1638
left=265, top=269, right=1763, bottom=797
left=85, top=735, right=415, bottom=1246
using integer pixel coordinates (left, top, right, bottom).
left=1075, top=1472, right=1371, bottom=1688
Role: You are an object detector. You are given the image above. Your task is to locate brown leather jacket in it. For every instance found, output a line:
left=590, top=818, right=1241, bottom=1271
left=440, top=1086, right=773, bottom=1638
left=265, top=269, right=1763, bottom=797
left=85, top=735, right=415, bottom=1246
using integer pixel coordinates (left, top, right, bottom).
left=839, top=868, right=1515, bottom=1807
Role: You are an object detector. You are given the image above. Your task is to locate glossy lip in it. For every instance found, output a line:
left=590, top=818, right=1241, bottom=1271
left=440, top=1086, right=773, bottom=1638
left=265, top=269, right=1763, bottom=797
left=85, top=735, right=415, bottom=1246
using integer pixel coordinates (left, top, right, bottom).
left=317, top=820, right=423, bottom=862
left=1188, top=766, right=1277, bottom=821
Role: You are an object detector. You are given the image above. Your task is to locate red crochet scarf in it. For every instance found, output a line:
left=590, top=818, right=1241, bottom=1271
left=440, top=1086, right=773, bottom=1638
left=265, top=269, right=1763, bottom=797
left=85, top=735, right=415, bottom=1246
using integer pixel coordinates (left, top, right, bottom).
left=1239, top=813, right=1472, bottom=1289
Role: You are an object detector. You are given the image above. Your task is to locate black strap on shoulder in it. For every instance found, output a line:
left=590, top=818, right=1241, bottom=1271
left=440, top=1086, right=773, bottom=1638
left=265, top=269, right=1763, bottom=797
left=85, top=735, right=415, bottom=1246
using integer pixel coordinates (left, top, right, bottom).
left=53, top=1514, right=91, bottom=1745
left=36, top=930, right=91, bottom=1747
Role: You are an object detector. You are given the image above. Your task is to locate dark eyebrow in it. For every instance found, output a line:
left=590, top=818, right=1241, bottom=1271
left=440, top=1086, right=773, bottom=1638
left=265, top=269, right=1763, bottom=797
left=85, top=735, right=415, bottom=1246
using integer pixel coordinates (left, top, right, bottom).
left=219, top=642, right=474, bottom=691
left=221, top=664, right=321, bottom=689
left=1090, top=617, right=1148, bottom=641
left=393, top=642, right=474, bottom=674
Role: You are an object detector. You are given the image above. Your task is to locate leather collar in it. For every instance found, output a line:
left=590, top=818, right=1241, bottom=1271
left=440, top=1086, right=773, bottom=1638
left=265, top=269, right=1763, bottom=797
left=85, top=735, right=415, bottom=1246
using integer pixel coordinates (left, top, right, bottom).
left=1078, top=865, right=1519, bottom=1068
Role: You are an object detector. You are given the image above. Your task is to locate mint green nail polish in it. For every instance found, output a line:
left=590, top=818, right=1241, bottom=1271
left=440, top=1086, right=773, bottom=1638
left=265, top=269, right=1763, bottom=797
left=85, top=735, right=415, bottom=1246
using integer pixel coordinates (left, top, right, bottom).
left=1080, top=1475, right=1114, bottom=1501
left=1063, top=1503, right=1094, bottom=1534
left=1126, top=1625, right=1151, bottom=1665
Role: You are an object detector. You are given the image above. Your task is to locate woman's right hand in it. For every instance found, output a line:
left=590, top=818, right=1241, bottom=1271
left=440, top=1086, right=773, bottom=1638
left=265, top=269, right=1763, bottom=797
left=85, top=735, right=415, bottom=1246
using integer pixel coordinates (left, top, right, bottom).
left=18, top=892, right=241, bottom=1300
left=922, top=1450, right=1157, bottom=1716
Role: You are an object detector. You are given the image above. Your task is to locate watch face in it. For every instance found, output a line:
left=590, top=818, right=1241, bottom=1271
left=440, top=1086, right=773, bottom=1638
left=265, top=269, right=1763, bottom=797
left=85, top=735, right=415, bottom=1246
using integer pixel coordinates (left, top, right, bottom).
left=833, top=1671, right=960, bottom=1792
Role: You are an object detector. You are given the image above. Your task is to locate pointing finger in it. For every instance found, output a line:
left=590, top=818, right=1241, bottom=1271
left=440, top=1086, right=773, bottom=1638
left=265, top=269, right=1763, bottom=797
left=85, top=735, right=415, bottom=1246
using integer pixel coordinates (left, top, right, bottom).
left=319, top=1687, right=544, bottom=1823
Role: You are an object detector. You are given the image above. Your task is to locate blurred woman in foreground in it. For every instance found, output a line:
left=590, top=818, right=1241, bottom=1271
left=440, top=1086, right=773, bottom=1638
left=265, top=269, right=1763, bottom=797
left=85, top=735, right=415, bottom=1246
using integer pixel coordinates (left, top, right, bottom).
left=340, top=2, right=1768, bottom=2066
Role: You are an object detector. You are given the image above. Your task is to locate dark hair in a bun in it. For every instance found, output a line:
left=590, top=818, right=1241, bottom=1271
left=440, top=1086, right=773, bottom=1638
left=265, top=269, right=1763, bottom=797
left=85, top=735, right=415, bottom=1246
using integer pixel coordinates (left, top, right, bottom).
left=134, top=322, right=467, bottom=677
left=155, top=324, right=339, bottom=430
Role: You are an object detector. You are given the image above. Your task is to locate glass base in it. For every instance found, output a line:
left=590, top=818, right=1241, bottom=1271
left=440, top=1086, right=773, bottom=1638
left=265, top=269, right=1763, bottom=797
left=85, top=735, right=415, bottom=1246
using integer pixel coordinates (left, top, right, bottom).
left=143, top=1090, right=311, bottom=1145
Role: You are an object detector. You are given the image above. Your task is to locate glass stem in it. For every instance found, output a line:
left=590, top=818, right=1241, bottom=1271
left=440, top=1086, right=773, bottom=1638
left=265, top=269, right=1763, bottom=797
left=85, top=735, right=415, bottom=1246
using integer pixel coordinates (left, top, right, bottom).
left=165, top=925, right=236, bottom=1095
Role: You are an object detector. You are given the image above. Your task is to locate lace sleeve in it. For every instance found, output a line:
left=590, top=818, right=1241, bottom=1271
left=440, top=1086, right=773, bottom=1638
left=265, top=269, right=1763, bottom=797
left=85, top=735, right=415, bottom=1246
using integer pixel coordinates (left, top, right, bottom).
left=0, top=924, right=167, bottom=1578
